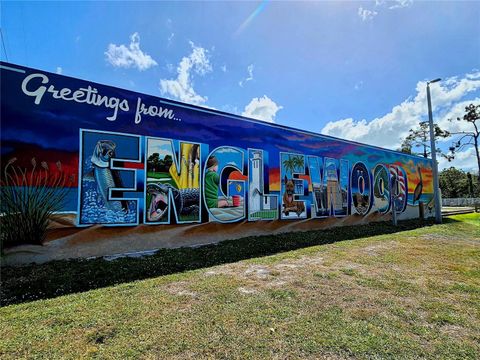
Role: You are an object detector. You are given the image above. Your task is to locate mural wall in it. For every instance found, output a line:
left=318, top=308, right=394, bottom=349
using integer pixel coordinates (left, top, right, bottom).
left=0, top=62, right=435, bottom=260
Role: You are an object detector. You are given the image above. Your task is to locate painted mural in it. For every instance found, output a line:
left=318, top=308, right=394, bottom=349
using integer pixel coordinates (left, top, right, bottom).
left=0, top=62, right=436, bottom=261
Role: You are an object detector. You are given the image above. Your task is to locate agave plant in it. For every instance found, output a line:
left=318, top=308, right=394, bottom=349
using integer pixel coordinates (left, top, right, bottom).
left=0, top=158, right=73, bottom=251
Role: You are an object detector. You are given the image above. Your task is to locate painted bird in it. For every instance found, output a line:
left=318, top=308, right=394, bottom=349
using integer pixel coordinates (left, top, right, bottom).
left=413, top=166, right=423, bottom=204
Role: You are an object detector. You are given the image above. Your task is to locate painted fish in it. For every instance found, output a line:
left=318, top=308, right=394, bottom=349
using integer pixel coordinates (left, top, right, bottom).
left=91, top=140, right=128, bottom=212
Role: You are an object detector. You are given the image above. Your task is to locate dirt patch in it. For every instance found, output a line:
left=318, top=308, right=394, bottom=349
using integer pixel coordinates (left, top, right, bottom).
left=244, top=265, right=271, bottom=279
left=163, top=281, right=198, bottom=298
left=238, top=287, right=259, bottom=295
left=361, top=241, right=400, bottom=256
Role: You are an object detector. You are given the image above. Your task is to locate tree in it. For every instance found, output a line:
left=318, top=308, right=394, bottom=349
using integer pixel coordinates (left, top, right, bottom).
left=439, top=167, right=471, bottom=198
left=399, top=121, right=450, bottom=158
left=147, top=152, right=160, bottom=172
left=292, top=155, right=304, bottom=172
left=398, top=140, right=412, bottom=155
left=163, top=154, right=173, bottom=170
left=282, top=155, right=304, bottom=176
left=447, top=103, right=480, bottom=186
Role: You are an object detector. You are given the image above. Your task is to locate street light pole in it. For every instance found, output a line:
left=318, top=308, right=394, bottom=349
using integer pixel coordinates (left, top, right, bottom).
left=426, top=78, right=442, bottom=224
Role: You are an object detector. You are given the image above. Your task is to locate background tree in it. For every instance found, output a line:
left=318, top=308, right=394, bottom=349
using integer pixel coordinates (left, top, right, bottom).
left=147, top=153, right=160, bottom=172
left=446, top=103, right=480, bottom=186
left=163, top=154, right=173, bottom=171
left=399, top=121, right=450, bottom=158
left=398, top=140, right=412, bottom=155
left=438, top=167, right=477, bottom=198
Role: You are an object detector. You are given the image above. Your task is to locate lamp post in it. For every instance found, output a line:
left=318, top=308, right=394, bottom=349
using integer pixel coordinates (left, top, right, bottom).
left=426, top=78, right=442, bottom=223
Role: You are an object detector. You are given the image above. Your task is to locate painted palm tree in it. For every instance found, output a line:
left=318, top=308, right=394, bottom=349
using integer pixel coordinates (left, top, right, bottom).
left=282, top=155, right=296, bottom=176
left=282, top=155, right=305, bottom=177
left=292, top=155, right=304, bottom=172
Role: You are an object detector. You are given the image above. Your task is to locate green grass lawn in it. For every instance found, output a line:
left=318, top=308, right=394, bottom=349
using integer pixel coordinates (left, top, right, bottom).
left=146, top=171, right=172, bottom=179
left=1, top=214, right=479, bottom=359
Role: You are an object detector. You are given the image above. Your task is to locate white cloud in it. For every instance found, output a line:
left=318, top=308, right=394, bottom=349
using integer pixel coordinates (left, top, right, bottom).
left=438, top=147, right=477, bottom=172
left=242, top=95, right=283, bottom=123
left=239, top=64, right=254, bottom=87
left=221, top=64, right=227, bottom=73
left=389, top=0, right=413, bottom=10
left=354, top=81, right=363, bottom=91
left=436, top=97, right=480, bottom=134
left=159, top=41, right=212, bottom=105
left=436, top=98, right=480, bottom=173
left=105, top=32, right=158, bottom=71
left=365, top=1, right=412, bottom=21
left=56, top=67, right=62, bottom=74
left=358, top=7, right=378, bottom=21
left=148, top=142, right=173, bottom=159
left=321, top=71, right=480, bottom=157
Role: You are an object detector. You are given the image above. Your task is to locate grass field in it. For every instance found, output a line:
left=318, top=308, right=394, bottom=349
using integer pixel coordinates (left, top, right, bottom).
left=1, top=214, right=479, bottom=359
left=146, top=171, right=172, bottom=180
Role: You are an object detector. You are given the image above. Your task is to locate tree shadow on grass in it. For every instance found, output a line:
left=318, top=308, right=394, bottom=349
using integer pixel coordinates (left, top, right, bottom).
left=1, top=218, right=460, bottom=307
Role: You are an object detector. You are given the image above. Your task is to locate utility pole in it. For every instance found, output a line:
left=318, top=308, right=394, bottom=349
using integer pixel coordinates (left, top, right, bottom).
left=426, top=78, right=442, bottom=224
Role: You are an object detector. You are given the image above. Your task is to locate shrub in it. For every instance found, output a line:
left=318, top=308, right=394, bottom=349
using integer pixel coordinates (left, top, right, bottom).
left=1, top=158, right=73, bottom=251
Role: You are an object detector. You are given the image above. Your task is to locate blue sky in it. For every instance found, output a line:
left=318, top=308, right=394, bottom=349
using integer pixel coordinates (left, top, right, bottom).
left=1, top=1, right=479, bottom=171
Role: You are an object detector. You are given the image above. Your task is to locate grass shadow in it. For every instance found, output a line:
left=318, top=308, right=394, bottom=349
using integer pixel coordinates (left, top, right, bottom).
left=0, top=217, right=454, bottom=307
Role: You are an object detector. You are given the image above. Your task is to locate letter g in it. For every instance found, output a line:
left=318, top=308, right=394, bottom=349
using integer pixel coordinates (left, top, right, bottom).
left=21, top=73, right=49, bottom=105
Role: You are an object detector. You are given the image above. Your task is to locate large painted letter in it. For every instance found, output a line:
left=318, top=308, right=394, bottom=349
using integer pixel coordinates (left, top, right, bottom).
left=248, top=149, right=278, bottom=221
left=144, top=137, right=202, bottom=224
left=389, top=165, right=408, bottom=213
left=372, top=164, right=391, bottom=214
left=307, top=156, right=349, bottom=217
left=280, top=152, right=307, bottom=219
left=351, top=162, right=373, bottom=216
left=203, top=146, right=246, bottom=223
left=78, top=129, right=141, bottom=226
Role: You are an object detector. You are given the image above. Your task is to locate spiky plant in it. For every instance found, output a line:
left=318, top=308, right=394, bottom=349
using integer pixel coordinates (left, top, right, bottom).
left=1, top=158, right=73, bottom=251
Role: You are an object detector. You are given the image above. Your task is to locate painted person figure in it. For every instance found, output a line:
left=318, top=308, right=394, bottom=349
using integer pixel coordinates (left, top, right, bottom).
left=205, top=156, right=230, bottom=208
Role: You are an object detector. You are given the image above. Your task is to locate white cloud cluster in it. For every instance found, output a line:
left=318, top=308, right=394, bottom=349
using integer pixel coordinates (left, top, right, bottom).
left=359, top=0, right=413, bottom=22
left=321, top=71, right=480, bottom=170
left=358, top=7, right=378, bottom=21
left=438, top=147, right=477, bottom=172
left=105, top=32, right=158, bottom=71
left=435, top=97, right=480, bottom=171
left=389, top=0, right=413, bottom=10
left=159, top=41, right=212, bottom=105
left=242, top=95, right=283, bottom=123
left=239, top=64, right=254, bottom=87
left=56, top=67, right=62, bottom=74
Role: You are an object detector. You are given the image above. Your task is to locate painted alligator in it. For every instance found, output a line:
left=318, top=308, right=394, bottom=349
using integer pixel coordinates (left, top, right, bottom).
left=147, top=183, right=199, bottom=222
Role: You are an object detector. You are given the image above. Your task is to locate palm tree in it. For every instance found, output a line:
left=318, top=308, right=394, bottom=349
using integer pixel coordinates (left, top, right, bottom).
left=282, top=155, right=296, bottom=176
left=292, top=155, right=304, bottom=172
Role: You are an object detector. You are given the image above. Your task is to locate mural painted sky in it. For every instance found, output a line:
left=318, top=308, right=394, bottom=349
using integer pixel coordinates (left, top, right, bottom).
left=1, top=62, right=434, bottom=227
left=1, top=1, right=478, bottom=173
